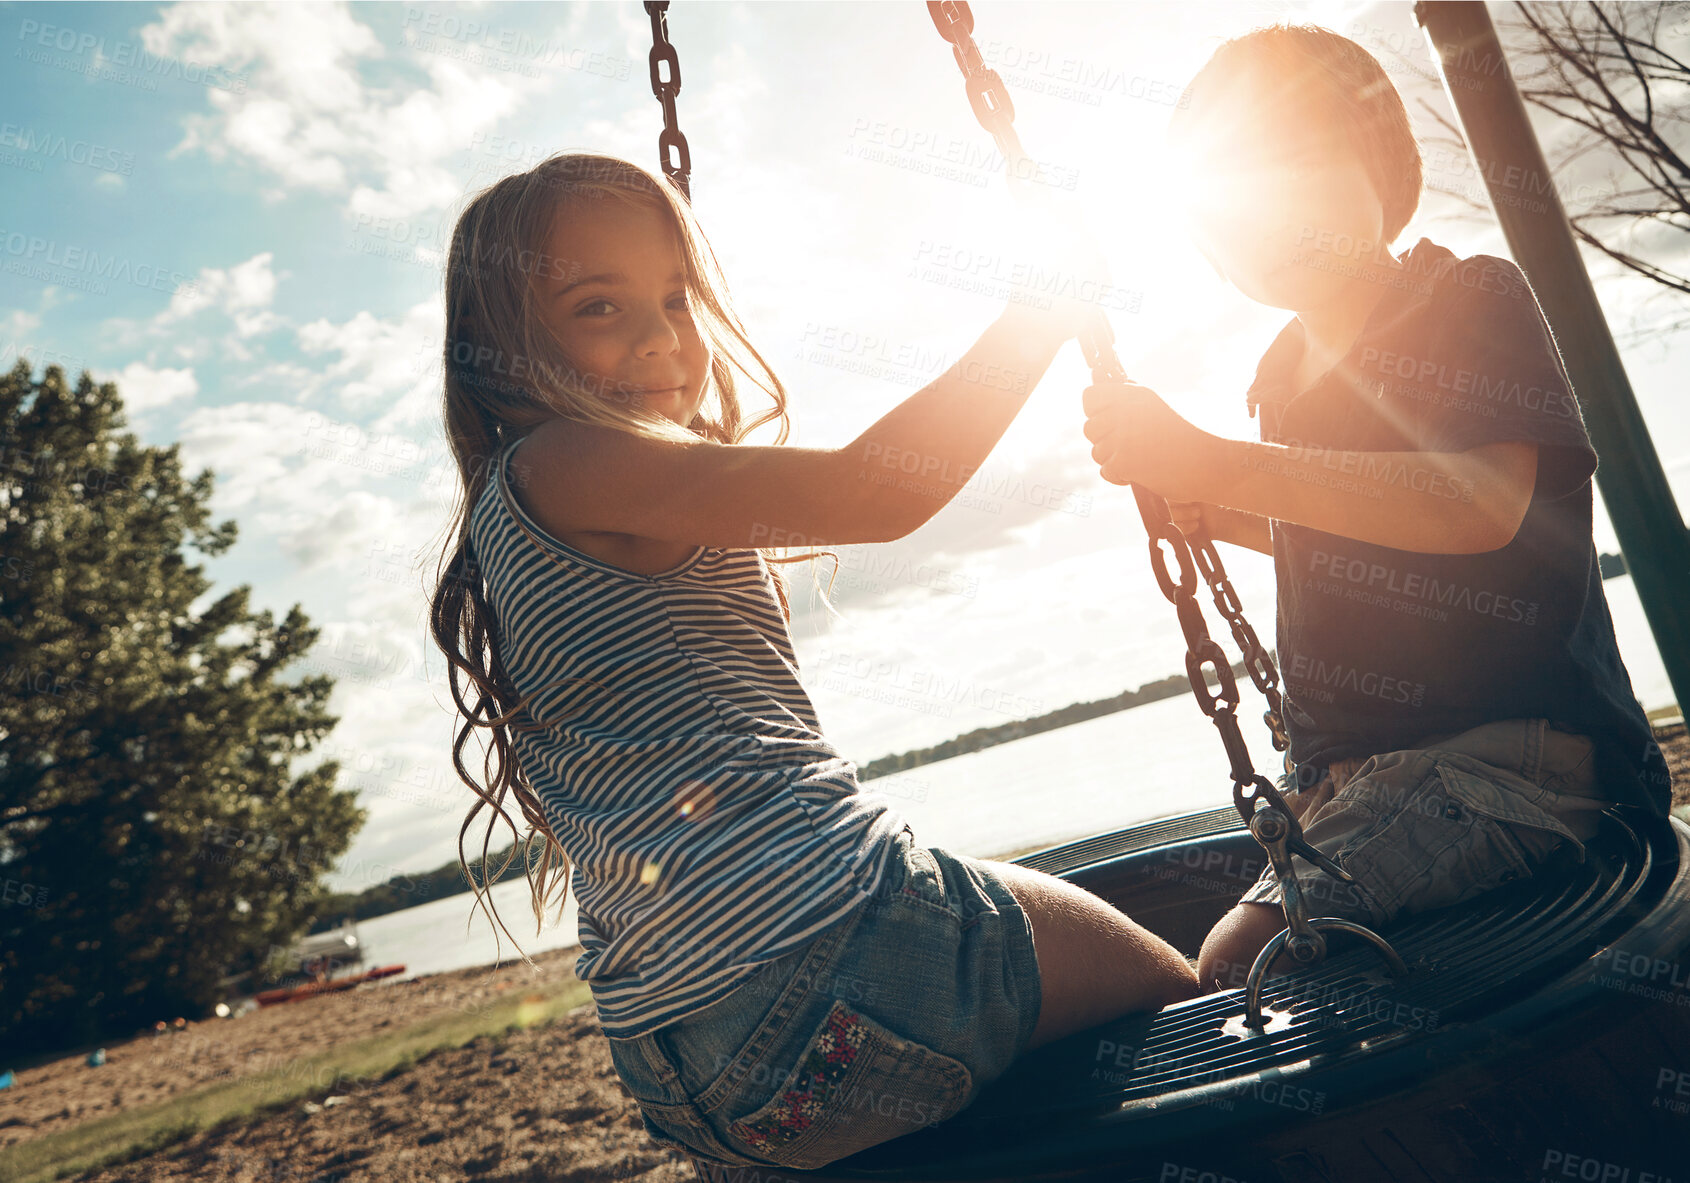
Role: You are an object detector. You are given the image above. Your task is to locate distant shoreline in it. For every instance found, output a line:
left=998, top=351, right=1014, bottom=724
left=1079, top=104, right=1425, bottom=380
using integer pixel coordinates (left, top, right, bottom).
left=854, top=665, right=1247, bottom=782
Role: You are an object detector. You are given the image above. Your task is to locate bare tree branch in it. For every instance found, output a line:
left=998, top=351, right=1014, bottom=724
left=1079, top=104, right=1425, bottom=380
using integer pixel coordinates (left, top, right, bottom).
left=1492, top=1, right=1690, bottom=300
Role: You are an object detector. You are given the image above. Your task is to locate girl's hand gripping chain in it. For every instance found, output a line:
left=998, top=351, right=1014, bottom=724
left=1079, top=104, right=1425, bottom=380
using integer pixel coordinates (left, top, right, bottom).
left=1081, top=381, right=1229, bottom=506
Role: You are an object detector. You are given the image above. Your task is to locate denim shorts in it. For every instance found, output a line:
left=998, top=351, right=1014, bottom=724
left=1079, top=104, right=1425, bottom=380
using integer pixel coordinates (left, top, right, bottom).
left=1241, top=717, right=1609, bottom=927
left=603, top=824, right=1042, bottom=1172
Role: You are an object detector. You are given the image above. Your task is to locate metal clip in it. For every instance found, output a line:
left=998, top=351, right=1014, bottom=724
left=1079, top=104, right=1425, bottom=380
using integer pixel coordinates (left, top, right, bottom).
left=1233, top=777, right=1407, bottom=1031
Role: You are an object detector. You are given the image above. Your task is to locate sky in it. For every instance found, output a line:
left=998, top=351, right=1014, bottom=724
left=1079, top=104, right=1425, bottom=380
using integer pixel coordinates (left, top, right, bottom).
left=3, top=0, right=1687, bottom=894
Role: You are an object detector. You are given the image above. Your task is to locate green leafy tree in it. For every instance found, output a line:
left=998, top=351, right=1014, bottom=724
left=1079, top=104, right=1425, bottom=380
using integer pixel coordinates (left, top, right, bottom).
left=0, top=361, right=366, bottom=1056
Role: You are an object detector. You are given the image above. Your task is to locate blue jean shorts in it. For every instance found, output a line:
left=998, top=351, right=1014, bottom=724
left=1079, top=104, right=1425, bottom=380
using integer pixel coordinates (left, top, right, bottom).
left=603, top=824, right=1042, bottom=1172
left=1240, top=717, right=1609, bottom=927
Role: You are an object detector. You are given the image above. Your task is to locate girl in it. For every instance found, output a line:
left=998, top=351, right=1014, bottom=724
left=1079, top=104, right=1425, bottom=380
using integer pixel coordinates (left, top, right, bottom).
left=428, top=152, right=1197, bottom=1172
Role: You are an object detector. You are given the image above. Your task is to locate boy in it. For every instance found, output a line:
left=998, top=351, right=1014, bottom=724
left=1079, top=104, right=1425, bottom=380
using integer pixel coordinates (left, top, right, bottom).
left=1080, top=24, right=1671, bottom=992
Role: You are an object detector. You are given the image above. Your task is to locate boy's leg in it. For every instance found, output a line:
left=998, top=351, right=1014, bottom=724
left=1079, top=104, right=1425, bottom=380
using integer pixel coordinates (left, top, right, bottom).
left=1198, top=902, right=1297, bottom=993
left=984, top=859, right=1200, bottom=1049
left=1197, top=719, right=1601, bottom=995
left=1197, top=761, right=1355, bottom=992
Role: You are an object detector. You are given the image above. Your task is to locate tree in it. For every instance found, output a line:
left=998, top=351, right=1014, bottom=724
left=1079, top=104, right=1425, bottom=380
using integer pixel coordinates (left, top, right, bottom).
left=1510, top=2, right=1690, bottom=298
left=1413, top=2, right=1690, bottom=330
left=0, top=360, right=366, bottom=1057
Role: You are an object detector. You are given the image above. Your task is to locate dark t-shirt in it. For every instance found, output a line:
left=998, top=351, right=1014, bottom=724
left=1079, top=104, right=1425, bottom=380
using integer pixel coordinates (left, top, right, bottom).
left=1247, top=236, right=1670, bottom=815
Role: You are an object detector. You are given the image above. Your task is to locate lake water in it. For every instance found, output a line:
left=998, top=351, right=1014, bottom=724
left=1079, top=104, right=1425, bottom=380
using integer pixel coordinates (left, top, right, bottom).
left=351, top=574, right=1677, bottom=982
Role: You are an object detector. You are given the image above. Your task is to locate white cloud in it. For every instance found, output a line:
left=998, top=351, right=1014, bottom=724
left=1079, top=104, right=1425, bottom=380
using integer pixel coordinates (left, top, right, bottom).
left=145, top=1, right=547, bottom=219
left=173, top=400, right=325, bottom=517
left=171, top=398, right=453, bottom=576
left=95, top=362, right=199, bottom=415
left=295, top=299, right=443, bottom=425
left=0, top=309, right=43, bottom=344
left=157, top=251, right=279, bottom=339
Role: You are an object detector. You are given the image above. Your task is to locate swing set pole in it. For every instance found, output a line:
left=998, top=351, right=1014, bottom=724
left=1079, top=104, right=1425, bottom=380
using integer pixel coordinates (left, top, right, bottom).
left=1415, top=1, right=1690, bottom=719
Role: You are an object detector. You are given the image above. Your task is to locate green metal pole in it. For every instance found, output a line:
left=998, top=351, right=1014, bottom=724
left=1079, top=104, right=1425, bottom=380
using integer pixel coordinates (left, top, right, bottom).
left=1415, top=0, right=1690, bottom=716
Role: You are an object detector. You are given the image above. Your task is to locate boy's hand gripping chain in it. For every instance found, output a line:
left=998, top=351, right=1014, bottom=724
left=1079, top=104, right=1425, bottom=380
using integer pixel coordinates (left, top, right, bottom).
left=927, top=0, right=1404, bottom=1030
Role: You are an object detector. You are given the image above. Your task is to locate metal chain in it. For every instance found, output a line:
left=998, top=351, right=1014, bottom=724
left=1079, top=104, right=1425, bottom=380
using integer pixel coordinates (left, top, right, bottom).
left=644, top=2, right=691, bottom=202
left=925, top=1, right=1126, bottom=386
left=926, top=0, right=1403, bottom=1022
left=1190, top=534, right=1290, bottom=754
left=927, top=0, right=1272, bottom=826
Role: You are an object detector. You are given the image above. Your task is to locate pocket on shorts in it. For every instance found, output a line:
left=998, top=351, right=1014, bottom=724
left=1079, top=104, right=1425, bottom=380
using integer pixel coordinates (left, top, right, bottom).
left=1330, top=753, right=1588, bottom=924
left=1432, top=754, right=1586, bottom=871
left=721, top=997, right=972, bottom=1170
left=898, top=843, right=961, bottom=919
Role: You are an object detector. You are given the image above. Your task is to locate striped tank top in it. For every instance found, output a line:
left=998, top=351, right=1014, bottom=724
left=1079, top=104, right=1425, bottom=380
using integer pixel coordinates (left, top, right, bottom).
left=467, top=433, right=906, bottom=1037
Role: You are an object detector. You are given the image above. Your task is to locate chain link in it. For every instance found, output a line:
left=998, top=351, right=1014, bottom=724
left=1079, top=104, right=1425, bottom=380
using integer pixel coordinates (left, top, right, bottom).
left=925, top=2, right=1127, bottom=386
left=644, top=2, right=691, bottom=202
left=1191, top=535, right=1290, bottom=754
left=927, top=0, right=1272, bottom=810
left=925, top=0, right=1405, bottom=1018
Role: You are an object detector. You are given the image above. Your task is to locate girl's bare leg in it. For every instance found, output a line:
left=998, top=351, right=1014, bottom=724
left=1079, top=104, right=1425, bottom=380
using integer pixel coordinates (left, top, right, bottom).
left=985, top=861, right=1200, bottom=1050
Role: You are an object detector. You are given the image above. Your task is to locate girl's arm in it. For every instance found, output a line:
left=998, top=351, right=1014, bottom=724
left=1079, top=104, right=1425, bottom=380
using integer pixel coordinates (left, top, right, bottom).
left=509, top=305, right=1069, bottom=550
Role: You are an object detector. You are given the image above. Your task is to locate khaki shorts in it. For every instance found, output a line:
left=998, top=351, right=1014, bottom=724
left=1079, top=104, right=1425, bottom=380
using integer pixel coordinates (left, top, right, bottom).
left=1240, top=718, right=1609, bottom=928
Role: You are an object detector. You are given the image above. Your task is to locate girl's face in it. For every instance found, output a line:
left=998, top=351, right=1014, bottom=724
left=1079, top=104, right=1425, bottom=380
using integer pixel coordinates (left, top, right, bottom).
left=1178, top=119, right=1390, bottom=314
left=536, top=196, right=710, bottom=426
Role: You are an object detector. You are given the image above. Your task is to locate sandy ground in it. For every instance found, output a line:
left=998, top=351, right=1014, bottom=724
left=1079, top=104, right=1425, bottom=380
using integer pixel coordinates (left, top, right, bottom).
left=69, top=1004, right=697, bottom=1183
left=3, top=725, right=1685, bottom=1182
left=0, top=945, right=588, bottom=1151
left=1, top=943, right=698, bottom=1181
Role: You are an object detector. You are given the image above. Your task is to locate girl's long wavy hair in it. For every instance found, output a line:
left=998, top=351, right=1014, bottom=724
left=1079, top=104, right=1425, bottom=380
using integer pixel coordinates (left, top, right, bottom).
left=427, top=152, right=836, bottom=963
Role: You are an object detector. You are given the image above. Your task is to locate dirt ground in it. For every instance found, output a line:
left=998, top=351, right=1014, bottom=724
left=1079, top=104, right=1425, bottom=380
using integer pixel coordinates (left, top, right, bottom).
left=70, top=1003, right=697, bottom=1183
left=0, top=945, right=588, bottom=1151
left=4, top=725, right=1686, bottom=1182
left=1, top=944, right=698, bottom=1182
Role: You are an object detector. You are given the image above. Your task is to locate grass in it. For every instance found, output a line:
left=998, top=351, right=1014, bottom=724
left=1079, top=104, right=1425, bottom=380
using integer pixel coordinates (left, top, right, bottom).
left=0, top=976, right=593, bottom=1183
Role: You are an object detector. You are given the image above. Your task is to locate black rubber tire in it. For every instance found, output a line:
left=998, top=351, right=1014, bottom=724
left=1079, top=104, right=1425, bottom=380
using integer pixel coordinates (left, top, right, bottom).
left=705, top=805, right=1690, bottom=1183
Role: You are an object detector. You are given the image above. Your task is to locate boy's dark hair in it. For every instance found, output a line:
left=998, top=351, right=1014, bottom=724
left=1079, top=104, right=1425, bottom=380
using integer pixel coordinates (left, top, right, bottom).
left=1171, top=23, right=1424, bottom=244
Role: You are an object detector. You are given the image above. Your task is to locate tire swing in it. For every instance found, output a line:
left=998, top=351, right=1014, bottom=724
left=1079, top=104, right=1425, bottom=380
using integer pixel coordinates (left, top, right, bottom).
left=644, top=5, right=1690, bottom=1180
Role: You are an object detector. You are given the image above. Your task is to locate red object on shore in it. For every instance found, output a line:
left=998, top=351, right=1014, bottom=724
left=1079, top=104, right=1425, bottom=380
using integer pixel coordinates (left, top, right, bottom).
left=254, top=964, right=407, bottom=1007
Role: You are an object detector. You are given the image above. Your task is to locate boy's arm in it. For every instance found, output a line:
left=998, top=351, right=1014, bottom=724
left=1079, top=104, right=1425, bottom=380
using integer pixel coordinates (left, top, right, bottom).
left=1217, top=437, right=1537, bottom=554
left=1083, top=383, right=1538, bottom=555
left=1168, top=501, right=1274, bottom=555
